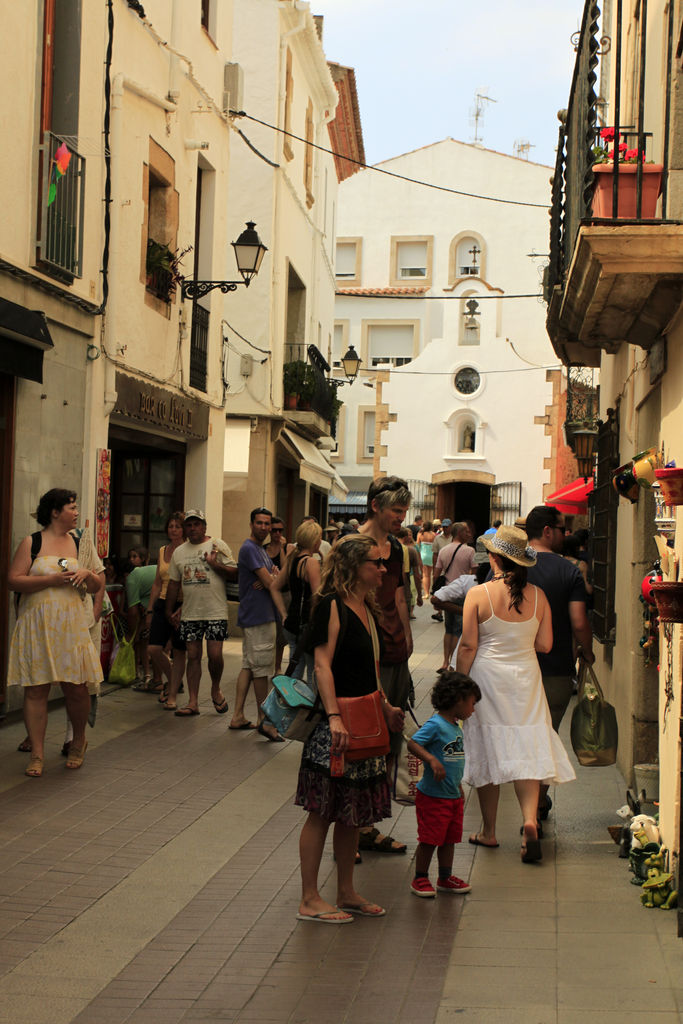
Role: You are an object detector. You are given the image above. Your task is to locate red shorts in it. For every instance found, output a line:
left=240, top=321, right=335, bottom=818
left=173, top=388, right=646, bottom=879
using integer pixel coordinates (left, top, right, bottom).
left=415, top=791, right=464, bottom=847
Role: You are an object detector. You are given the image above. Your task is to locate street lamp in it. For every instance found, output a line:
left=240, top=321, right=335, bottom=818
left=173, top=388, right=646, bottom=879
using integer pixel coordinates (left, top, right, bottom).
left=572, top=428, right=598, bottom=481
left=340, top=345, right=362, bottom=383
left=181, top=221, right=267, bottom=301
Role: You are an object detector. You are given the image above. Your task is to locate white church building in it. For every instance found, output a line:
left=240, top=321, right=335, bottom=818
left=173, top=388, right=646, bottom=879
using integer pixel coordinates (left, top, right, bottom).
left=329, top=138, right=562, bottom=532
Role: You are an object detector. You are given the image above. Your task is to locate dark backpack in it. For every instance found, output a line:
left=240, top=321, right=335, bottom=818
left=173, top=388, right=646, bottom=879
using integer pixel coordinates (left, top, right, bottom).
left=14, top=530, right=80, bottom=613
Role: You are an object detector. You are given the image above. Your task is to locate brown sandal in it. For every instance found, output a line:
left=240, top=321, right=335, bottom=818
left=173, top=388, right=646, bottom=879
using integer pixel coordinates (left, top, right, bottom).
left=25, top=756, right=43, bottom=778
left=65, top=741, right=88, bottom=770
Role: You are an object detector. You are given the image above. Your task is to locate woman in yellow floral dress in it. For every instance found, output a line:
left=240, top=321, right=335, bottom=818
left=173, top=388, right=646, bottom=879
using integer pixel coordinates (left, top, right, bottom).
left=8, top=489, right=103, bottom=777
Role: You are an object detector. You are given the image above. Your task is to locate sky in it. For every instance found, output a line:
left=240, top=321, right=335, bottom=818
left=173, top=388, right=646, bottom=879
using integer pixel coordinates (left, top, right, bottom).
left=312, top=0, right=585, bottom=168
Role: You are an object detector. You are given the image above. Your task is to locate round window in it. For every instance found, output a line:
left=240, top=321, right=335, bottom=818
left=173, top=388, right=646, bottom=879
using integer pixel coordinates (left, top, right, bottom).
left=454, top=367, right=481, bottom=395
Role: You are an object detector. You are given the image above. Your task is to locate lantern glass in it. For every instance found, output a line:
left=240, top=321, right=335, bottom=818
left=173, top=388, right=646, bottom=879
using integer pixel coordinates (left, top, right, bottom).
left=341, top=345, right=362, bottom=382
left=232, top=221, right=267, bottom=286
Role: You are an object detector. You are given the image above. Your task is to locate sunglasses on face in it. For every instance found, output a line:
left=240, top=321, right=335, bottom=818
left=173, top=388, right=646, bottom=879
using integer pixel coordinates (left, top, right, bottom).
left=365, top=557, right=387, bottom=568
left=270, top=527, right=284, bottom=533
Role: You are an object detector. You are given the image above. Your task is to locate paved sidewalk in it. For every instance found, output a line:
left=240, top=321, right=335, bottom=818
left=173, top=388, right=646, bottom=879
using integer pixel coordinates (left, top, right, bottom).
left=0, top=606, right=681, bottom=1024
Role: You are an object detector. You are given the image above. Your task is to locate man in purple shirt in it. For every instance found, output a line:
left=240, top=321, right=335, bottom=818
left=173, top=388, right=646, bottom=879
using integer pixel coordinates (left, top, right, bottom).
left=229, top=507, right=286, bottom=740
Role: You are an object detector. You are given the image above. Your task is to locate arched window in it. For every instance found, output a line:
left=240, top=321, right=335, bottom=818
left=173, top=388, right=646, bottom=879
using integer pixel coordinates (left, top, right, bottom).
left=448, top=232, right=487, bottom=285
left=457, top=237, right=482, bottom=276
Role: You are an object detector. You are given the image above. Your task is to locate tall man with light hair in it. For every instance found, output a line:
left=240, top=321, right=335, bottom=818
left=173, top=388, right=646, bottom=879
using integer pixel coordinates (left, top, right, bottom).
left=358, top=475, right=411, bottom=854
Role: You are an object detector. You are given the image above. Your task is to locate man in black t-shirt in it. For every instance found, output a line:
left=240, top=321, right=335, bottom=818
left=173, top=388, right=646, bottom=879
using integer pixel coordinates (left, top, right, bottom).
left=525, top=505, right=594, bottom=820
left=526, top=506, right=594, bottom=726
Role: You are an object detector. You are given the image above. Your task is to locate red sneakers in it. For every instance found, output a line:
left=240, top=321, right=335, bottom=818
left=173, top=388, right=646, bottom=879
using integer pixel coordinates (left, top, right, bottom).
left=410, top=877, right=436, bottom=898
left=436, top=875, right=471, bottom=894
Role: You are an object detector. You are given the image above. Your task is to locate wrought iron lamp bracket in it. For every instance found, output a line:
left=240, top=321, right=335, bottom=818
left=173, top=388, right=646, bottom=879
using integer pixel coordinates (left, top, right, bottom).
left=181, top=279, right=244, bottom=301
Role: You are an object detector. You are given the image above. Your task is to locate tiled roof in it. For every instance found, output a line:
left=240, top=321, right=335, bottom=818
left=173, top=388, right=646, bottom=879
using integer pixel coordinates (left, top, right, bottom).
left=336, top=286, right=428, bottom=296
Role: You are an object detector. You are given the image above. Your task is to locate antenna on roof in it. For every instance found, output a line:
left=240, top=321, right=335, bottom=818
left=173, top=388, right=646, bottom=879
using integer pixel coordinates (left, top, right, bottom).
left=514, top=139, right=535, bottom=160
left=470, top=89, right=497, bottom=146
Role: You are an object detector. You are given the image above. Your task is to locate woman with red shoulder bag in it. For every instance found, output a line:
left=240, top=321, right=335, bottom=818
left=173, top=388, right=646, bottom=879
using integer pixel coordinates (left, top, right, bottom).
left=295, top=535, right=404, bottom=923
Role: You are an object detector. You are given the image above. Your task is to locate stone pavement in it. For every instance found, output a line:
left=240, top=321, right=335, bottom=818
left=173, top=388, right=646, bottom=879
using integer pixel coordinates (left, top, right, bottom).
left=0, top=605, right=681, bottom=1024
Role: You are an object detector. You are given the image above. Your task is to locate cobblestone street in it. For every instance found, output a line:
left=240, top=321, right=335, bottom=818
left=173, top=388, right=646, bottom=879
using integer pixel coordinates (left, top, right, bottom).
left=1, top=607, right=681, bottom=1024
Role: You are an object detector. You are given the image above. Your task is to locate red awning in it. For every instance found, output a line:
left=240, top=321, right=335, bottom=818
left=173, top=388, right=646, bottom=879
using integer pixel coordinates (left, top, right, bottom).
left=545, top=476, right=594, bottom=514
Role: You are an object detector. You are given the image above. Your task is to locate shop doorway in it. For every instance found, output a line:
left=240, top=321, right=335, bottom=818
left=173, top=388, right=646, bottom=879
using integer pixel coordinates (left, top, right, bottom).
left=110, top=433, right=185, bottom=561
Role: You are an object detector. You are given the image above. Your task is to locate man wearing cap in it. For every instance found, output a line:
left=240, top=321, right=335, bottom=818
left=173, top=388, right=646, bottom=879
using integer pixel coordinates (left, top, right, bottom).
left=525, top=505, right=594, bottom=819
left=165, top=511, right=237, bottom=716
left=358, top=475, right=411, bottom=854
left=432, top=522, right=477, bottom=670
left=432, top=518, right=453, bottom=559
left=230, top=507, right=287, bottom=739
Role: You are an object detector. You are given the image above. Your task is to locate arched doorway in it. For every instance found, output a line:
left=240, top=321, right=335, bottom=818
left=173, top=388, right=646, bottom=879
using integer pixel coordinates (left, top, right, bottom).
left=433, top=470, right=494, bottom=540
left=436, top=479, right=491, bottom=540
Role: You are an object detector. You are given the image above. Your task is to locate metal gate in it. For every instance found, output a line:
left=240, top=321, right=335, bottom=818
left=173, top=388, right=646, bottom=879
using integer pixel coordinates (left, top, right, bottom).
left=490, top=481, right=522, bottom=525
left=406, top=479, right=436, bottom=523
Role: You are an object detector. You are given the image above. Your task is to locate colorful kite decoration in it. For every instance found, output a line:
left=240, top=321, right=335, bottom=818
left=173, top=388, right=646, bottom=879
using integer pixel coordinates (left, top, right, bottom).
left=47, top=142, right=72, bottom=206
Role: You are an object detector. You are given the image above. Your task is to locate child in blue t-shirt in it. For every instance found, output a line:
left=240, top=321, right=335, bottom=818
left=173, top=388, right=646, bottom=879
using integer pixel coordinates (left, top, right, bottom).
left=407, top=670, right=481, bottom=898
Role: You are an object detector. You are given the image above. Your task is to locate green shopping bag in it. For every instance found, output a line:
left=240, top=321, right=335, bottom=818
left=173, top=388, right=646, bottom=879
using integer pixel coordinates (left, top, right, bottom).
left=108, top=618, right=136, bottom=687
left=570, top=660, right=618, bottom=767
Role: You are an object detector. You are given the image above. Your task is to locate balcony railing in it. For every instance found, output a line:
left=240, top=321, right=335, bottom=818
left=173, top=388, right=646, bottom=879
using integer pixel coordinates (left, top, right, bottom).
left=544, top=0, right=676, bottom=305
left=38, top=132, right=85, bottom=280
left=566, top=366, right=598, bottom=426
left=190, top=303, right=209, bottom=392
left=283, top=344, right=340, bottom=435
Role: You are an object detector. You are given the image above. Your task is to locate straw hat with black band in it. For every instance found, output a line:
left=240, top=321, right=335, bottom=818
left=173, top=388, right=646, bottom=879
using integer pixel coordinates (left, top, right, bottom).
left=482, top=525, right=537, bottom=567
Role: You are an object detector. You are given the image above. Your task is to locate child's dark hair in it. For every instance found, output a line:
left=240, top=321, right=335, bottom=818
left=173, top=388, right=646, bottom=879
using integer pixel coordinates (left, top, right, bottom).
left=431, top=670, right=481, bottom=711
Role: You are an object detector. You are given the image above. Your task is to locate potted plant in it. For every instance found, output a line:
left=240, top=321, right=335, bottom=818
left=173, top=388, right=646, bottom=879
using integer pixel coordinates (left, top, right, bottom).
left=298, top=364, right=316, bottom=410
left=146, top=240, right=191, bottom=302
left=591, top=128, right=663, bottom=219
left=283, top=359, right=306, bottom=410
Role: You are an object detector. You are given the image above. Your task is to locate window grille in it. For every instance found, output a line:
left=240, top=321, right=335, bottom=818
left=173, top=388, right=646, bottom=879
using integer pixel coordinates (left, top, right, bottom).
left=38, top=132, right=85, bottom=279
left=190, top=304, right=209, bottom=392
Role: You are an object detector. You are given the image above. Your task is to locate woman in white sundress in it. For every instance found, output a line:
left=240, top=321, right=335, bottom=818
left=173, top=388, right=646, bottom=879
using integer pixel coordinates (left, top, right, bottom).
left=8, top=489, right=103, bottom=777
left=455, top=525, right=575, bottom=863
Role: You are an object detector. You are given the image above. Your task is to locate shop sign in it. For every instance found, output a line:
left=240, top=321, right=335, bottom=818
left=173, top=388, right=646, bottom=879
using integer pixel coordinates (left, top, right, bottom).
left=113, top=373, right=209, bottom=440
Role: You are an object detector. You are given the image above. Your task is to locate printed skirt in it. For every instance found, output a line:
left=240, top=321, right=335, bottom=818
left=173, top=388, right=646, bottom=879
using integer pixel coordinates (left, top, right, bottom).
left=295, top=719, right=391, bottom=827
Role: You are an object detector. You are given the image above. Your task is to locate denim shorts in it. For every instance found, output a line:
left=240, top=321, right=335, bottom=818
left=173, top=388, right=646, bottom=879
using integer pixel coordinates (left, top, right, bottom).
left=444, top=611, right=463, bottom=636
left=179, top=619, right=228, bottom=643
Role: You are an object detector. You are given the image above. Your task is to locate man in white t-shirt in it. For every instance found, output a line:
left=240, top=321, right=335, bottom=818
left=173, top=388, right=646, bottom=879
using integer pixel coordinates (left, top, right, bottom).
left=165, top=510, right=237, bottom=717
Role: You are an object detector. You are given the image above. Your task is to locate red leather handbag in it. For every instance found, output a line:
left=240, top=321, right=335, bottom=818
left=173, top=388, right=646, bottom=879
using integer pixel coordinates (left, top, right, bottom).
left=337, top=688, right=390, bottom=761
left=336, top=615, right=390, bottom=762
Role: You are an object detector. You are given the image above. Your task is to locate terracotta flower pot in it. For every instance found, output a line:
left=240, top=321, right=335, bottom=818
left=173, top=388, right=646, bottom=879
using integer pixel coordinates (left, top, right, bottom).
left=591, top=164, right=663, bottom=219
left=284, top=393, right=298, bottom=410
left=654, top=468, right=683, bottom=505
left=650, top=582, right=683, bottom=624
